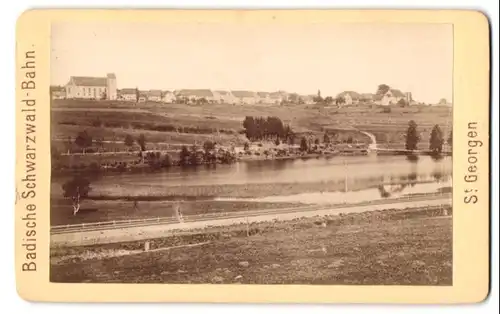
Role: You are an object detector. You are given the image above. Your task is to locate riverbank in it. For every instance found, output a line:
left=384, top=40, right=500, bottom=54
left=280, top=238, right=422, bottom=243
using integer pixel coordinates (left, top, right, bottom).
left=51, top=146, right=453, bottom=177
left=50, top=204, right=452, bottom=285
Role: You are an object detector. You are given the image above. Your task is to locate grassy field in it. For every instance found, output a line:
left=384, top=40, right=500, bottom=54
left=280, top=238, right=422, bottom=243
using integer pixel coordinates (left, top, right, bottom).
left=50, top=198, right=304, bottom=225
left=50, top=205, right=452, bottom=285
left=51, top=100, right=452, bottom=150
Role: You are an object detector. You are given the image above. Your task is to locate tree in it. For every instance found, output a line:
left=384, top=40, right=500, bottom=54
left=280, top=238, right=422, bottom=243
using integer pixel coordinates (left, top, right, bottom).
left=397, top=98, right=408, bottom=107
left=300, top=136, right=308, bottom=152
left=323, top=133, right=330, bottom=144
left=62, top=176, right=91, bottom=215
left=161, top=153, right=173, bottom=168
left=203, top=141, right=216, bottom=164
left=179, top=145, right=190, bottom=166
left=124, top=134, right=134, bottom=149
left=243, top=115, right=287, bottom=141
left=136, top=134, right=146, bottom=151
left=447, top=129, right=453, bottom=148
left=288, top=93, right=299, bottom=103
left=219, top=150, right=236, bottom=164
left=243, top=142, right=250, bottom=151
left=314, top=138, right=320, bottom=145
left=243, top=116, right=256, bottom=140
left=189, top=145, right=202, bottom=166
left=203, top=140, right=215, bottom=152
left=146, top=151, right=163, bottom=170
left=74, top=130, right=93, bottom=153
left=313, top=89, right=323, bottom=104
left=429, top=124, right=444, bottom=154
left=135, top=87, right=140, bottom=103
left=376, top=84, right=390, bottom=95
left=336, top=96, right=345, bottom=106
left=405, top=120, right=420, bottom=151
left=101, top=90, right=107, bottom=100
left=95, top=137, right=104, bottom=152
left=324, top=96, right=334, bottom=105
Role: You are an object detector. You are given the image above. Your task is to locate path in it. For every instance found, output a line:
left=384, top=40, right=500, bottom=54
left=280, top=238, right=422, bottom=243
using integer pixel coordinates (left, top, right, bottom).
left=51, top=195, right=451, bottom=247
left=359, top=131, right=378, bottom=150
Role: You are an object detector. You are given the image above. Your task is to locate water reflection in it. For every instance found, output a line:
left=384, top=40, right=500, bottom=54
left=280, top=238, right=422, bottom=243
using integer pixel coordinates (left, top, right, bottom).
left=216, top=177, right=452, bottom=205
left=54, top=155, right=453, bottom=198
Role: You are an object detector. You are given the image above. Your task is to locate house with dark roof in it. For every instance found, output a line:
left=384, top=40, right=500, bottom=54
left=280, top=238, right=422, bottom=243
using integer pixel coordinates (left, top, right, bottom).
left=65, top=73, right=117, bottom=100
left=50, top=86, right=66, bottom=99
left=118, top=88, right=138, bottom=102
left=231, top=90, right=258, bottom=104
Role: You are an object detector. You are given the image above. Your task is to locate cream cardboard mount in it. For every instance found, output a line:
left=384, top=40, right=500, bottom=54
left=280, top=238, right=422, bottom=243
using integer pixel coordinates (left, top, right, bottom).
left=15, top=9, right=490, bottom=303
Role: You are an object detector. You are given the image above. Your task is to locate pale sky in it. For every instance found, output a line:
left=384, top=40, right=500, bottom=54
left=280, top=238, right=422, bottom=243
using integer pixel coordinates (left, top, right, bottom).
left=51, top=22, right=453, bottom=103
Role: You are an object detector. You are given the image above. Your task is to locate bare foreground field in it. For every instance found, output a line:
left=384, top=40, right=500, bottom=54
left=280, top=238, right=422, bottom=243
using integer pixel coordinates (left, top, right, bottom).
left=50, top=205, right=452, bottom=285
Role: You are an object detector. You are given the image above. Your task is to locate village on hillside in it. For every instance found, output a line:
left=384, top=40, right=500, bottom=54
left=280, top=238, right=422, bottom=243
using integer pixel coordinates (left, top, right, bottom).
left=50, top=73, right=452, bottom=107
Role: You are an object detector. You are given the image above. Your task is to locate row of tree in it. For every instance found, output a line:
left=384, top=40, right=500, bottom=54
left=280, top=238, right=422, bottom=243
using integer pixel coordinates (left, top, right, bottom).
left=143, top=141, right=235, bottom=169
left=405, top=120, right=452, bottom=154
left=242, top=116, right=294, bottom=142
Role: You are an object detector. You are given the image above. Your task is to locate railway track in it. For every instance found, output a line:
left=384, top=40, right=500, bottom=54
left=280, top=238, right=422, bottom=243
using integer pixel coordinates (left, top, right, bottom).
left=51, top=193, right=451, bottom=235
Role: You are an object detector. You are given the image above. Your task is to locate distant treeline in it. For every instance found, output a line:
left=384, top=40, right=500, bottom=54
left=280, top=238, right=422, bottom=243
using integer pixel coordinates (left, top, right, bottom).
left=59, top=120, right=237, bottom=135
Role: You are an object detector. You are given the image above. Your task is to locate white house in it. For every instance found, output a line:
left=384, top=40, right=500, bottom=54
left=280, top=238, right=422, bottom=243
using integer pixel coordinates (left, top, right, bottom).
left=213, top=90, right=237, bottom=104
left=301, top=95, right=316, bottom=105
left=65, top=73, right=117, bottom=100
left=147, top=90, right=163, bottom=102
left=231, top=90, right=258, bottom=105
left=337, top=91, right=361, bottom=105
left=378, top=89, right=408, bottom=106
left=269, top=92, right=284, bottom=104
left=256, top=92, right=273, bottom=104
left=138, top=93, right=147, bottom=103
left=436, top=98, right=452, bottom=107
left=162, top=91, right=177, bottom=103
left=175, top=89, right=215, bottom=103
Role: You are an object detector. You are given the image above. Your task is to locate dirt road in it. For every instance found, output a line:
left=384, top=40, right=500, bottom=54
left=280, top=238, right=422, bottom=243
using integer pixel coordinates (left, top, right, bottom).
left=51, top=195, right=451, bottom=247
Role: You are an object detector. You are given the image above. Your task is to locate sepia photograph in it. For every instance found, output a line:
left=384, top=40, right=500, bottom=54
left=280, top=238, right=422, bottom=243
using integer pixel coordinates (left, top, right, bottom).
left=48, top=20, right=454, bottom=285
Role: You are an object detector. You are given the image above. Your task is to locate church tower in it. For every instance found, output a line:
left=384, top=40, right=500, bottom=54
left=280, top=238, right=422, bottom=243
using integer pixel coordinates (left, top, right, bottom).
left=106, top=73, right=117, bottom=100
